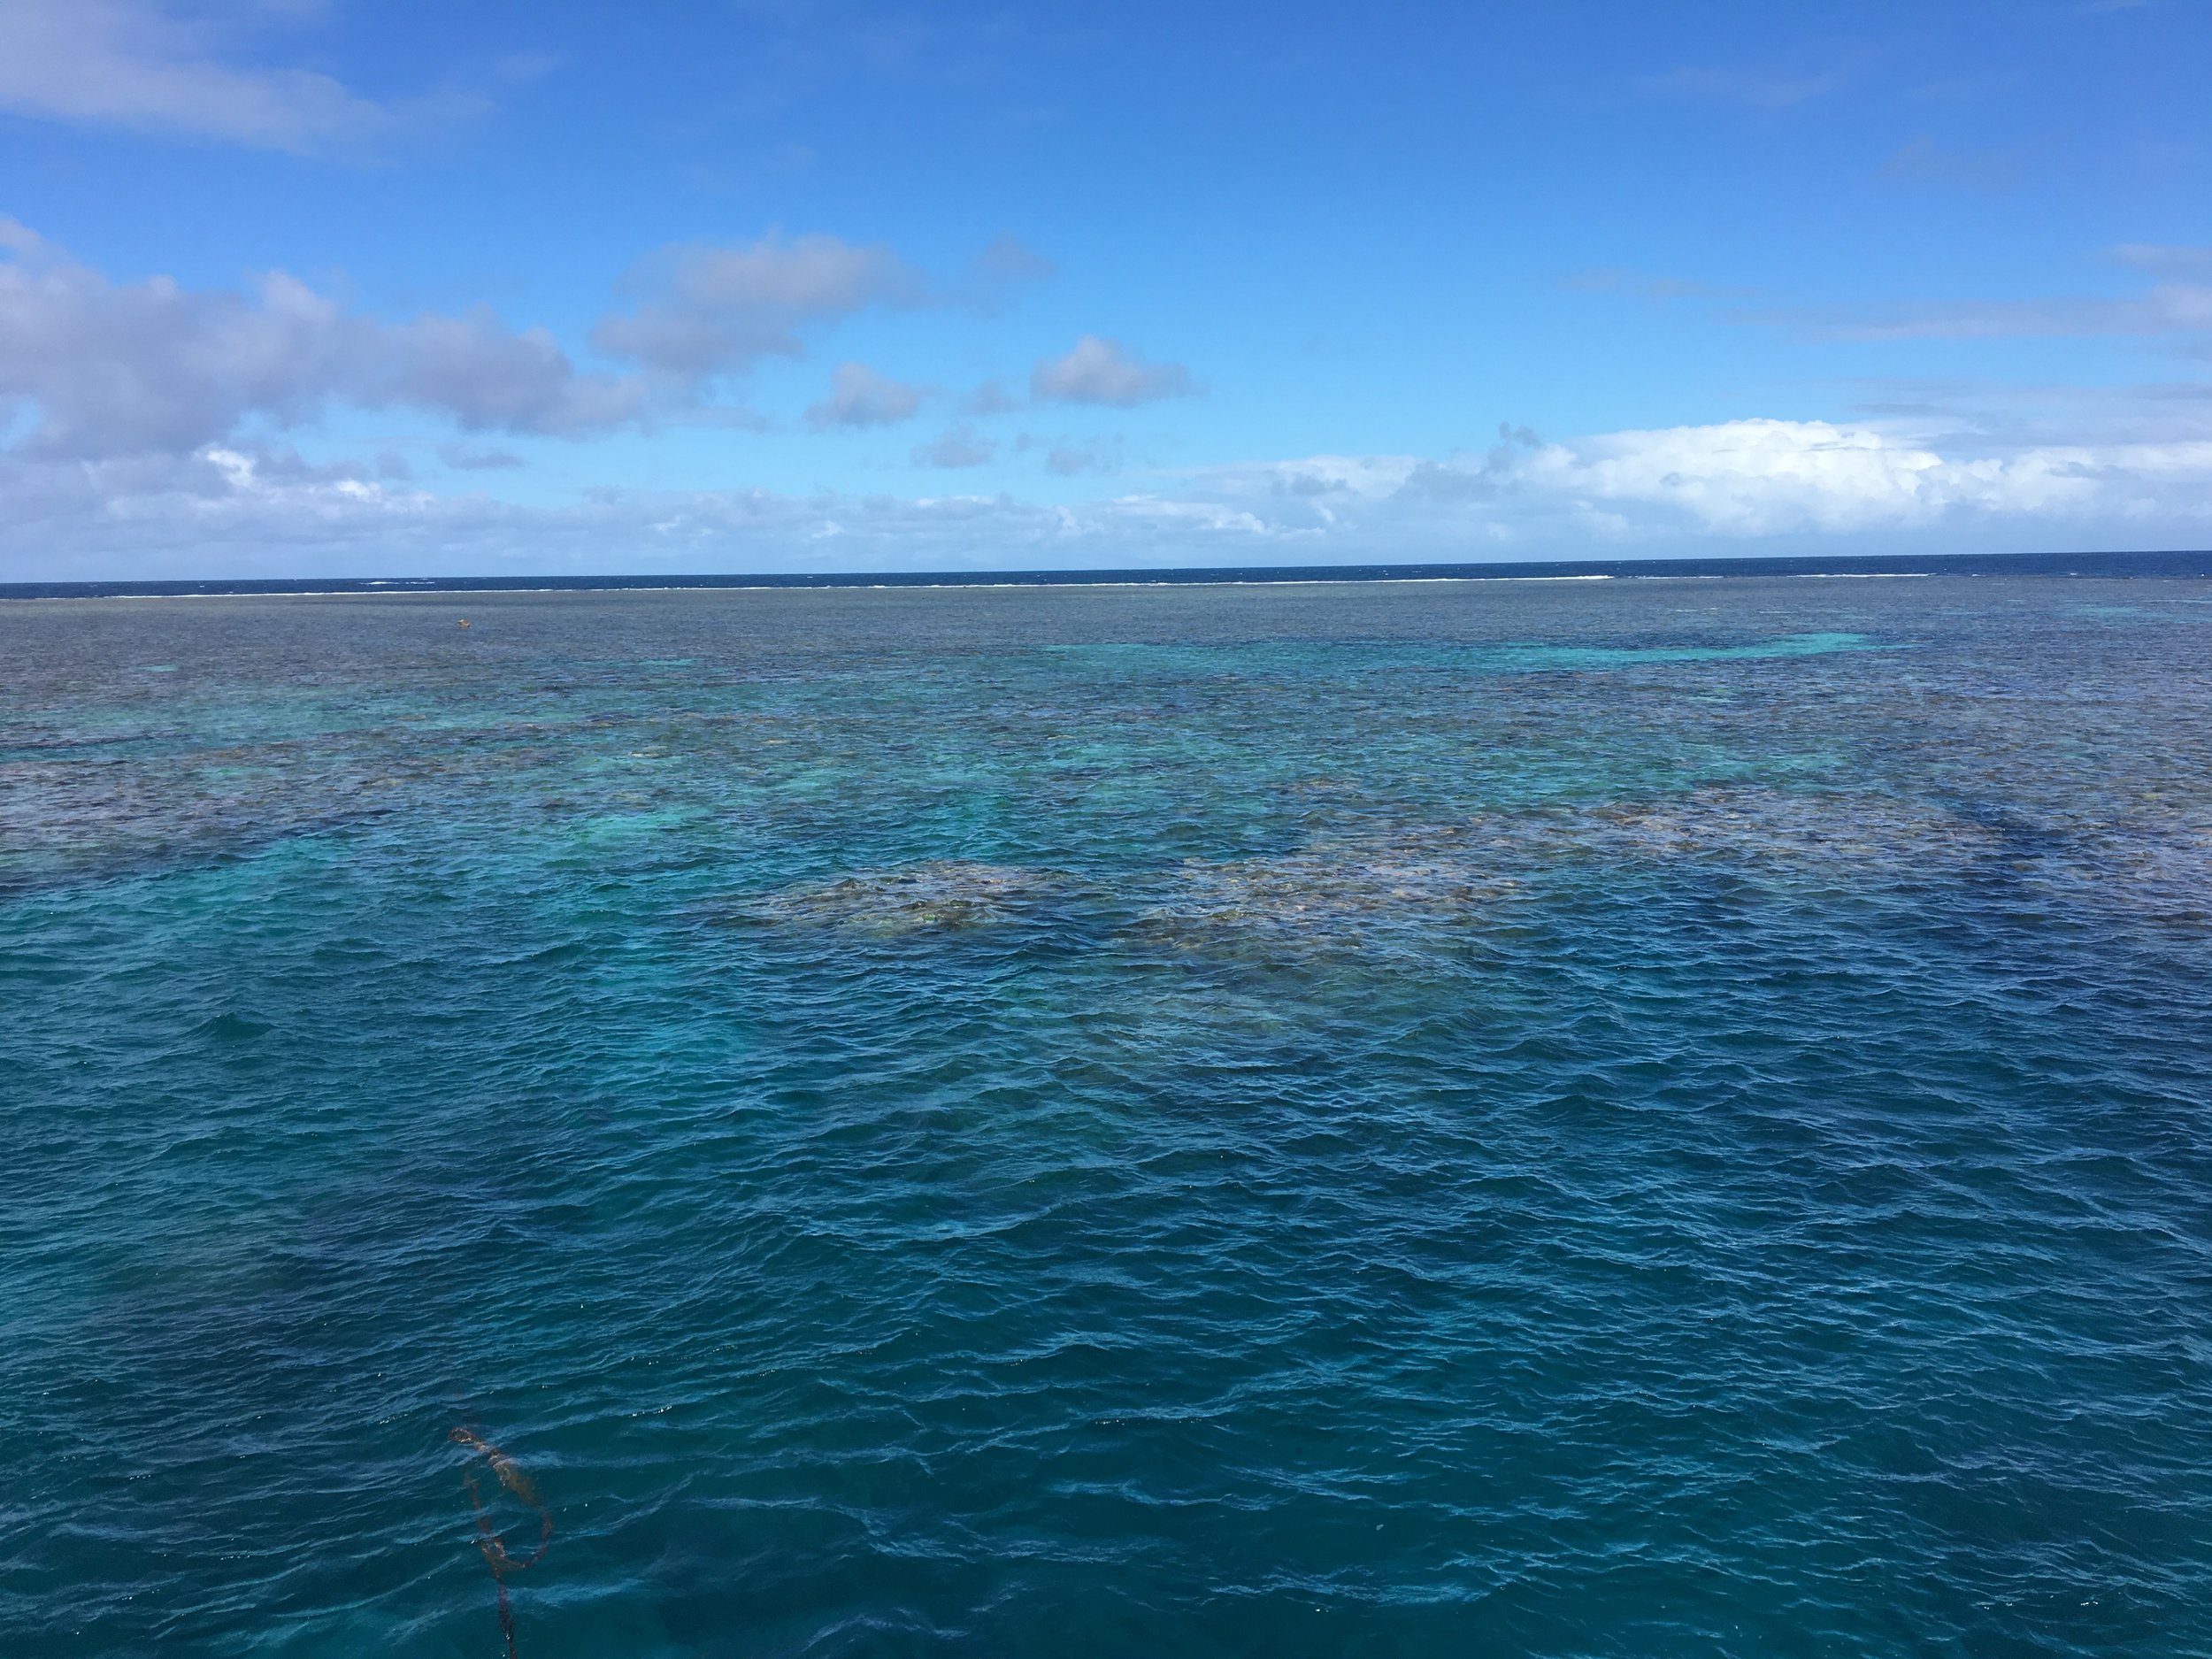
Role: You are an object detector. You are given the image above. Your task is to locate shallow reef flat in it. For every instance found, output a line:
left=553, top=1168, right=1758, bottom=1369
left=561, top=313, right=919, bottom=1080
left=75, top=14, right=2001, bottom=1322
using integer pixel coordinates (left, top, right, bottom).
left=730, top=860, right=1079, bottom=933
left=1130, top=834, right=1523, bottom=948
left=727, top=784, right=2209, bottom=960
left=1583, top=787, right=2010, bottom=866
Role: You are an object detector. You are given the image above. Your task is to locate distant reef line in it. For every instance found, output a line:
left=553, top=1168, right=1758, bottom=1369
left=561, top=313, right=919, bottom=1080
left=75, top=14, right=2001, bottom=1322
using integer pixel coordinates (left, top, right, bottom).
left=5, top=548, right=2212, bottom=601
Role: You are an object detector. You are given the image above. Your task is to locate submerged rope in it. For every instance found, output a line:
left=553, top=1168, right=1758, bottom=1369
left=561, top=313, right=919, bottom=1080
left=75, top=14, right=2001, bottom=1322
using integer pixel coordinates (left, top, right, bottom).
left=451, top=1428, right=551, bottom=1658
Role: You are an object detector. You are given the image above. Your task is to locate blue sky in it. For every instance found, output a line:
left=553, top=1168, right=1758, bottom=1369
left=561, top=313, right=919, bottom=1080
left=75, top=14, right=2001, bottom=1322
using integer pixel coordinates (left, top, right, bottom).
left=1, top=0, right=2208, bottom=577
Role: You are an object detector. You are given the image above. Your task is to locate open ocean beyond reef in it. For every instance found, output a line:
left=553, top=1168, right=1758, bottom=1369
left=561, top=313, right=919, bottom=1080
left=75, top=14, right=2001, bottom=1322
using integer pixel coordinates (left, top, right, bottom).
left=4, top=571, right=2210, bottom=1658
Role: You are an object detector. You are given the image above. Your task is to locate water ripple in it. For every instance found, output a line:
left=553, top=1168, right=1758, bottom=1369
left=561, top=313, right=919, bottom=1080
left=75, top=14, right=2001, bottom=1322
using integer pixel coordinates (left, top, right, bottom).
left=3, top=579, right=2208, bottom=1655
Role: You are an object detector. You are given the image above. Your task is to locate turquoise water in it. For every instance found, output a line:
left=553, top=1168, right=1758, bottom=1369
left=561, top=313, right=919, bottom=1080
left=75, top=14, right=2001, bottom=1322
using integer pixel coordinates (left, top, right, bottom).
left=3, top=577, right=2209, bottom=1657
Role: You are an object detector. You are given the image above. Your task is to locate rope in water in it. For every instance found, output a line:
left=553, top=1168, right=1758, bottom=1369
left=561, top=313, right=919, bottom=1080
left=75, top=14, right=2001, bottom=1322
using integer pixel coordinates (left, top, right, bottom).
left=451, top=1428, right=552, bottom=1659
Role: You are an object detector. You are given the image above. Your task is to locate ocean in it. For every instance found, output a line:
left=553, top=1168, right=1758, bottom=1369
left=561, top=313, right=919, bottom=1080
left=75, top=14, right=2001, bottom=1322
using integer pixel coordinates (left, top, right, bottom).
left=4, top=567, right=2209, bottom=1655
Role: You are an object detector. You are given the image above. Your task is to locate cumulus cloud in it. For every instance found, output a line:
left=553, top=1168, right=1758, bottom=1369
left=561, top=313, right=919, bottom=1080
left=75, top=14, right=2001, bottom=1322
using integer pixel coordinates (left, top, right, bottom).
left=592, top=234, right=925, bottom=387
left=0, top=0, right=427, bottom=152
left=1031, top=334, right=1194, bottom=406
left=910, top=428, right=995, bottom=467
left=0, top=222, right=1064, bottom=458
left=1248, top=418, right=2204, bottom=536
left=804, top=362, right=929, bottom=429
left=0, top=224, right=645, bottom=457
left=592, top=231, right=1049, bottom=388
left=1526, top=419, right=2083, bottom=531
left=366, top=309, right=645, bottom=434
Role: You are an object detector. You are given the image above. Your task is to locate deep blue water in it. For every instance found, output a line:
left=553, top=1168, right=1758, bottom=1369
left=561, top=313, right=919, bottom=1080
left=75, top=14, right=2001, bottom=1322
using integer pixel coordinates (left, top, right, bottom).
left=3, top=575, right=2209, bottom=1657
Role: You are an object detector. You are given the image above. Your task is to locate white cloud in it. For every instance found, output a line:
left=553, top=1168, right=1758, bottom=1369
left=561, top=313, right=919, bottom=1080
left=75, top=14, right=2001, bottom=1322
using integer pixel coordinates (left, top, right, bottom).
left=0, top=0, right=419, bottom=152
left=1211, top=419, right=2212, bottom=538
left=0, top=224, right=645, bottom=457
left=366, top=309, right=646, bottom=434
left=0, top=222, right=1068, bottom=460
left=804, top=362, right=929, bottom=429
left=589, top=231, right=1048, bottom=389
left=1031, top=334, right=1194, bottom=406
left=10, top=417, right=2212, bottom=581
left=592, top=234, right=924, bottom=386
left=1521, top=419, right=2096, bottom=531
